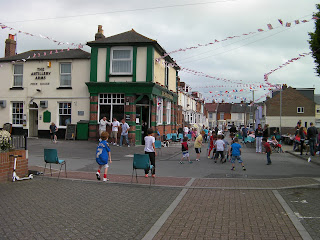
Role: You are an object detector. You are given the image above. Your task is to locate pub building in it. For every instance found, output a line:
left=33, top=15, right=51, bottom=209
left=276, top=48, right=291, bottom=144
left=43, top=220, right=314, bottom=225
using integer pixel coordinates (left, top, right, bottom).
left=86, top=26, right=180, bottom=145
left=0, top=34, right=91, bottom=138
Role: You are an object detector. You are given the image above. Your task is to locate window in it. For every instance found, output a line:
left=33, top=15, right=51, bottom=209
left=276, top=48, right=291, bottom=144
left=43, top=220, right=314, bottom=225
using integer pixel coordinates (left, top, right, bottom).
left=60, top=63, right=71, bottom=86
left=59, top=102, right=71, bottom=126
left=12, top=102, right=23, bottom=125
left=111, top=47, right=132, bottom=74
left=220, top=112, right=224, bottom=120
left=166, top=101, right=171, bottom=124
left=209, top=122, right=212, bottom=128
left=13, top=65, right=23, bottom=87
left=165, top=63, right=169, bottom=87
left=297, top=107, right=304, bottom=113
left=99, top=94, right=125, bottom=121
left=209, top=113, right=213, bottom=119
left=317, top=108, right=320, bottom=114
left=156, top=98, right=163, bottom=125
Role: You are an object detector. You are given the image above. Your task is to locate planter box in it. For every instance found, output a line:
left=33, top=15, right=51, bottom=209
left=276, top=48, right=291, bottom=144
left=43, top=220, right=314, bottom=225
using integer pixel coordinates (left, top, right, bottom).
left=0, top=150, right=28, bottom=183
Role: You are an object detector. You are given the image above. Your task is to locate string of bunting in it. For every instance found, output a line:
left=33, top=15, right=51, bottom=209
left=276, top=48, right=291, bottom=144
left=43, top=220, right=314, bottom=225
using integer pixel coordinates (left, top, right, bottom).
left=0, top=22, right=85, bottom=48
left=158, top=16, right=318, bottom=60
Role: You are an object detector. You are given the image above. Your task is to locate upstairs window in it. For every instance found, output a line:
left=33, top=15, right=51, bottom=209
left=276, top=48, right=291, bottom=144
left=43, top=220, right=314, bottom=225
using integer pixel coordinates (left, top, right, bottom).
left=111, top=47, right=132, bottom=74
left=60, top=63, right=71, bottom=87
left=156, top=97, right=163, bottom=125
left=297, top=107, right=304, bottom=113
left=165, top=63, right=169, bottom=87
left=13, top=64, right=23, bottom=87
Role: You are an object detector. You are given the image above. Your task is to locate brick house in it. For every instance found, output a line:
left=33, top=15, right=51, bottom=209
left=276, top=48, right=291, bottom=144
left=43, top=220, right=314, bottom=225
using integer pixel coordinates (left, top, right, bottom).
left=263, top=86, right=315, bottom=134
left=217, top=103, right=232, bottom=129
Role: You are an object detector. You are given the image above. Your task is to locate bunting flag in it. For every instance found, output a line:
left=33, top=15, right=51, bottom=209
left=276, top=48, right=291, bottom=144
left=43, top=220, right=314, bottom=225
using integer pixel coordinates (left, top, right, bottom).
left=157, top=16, right=314, bottom=60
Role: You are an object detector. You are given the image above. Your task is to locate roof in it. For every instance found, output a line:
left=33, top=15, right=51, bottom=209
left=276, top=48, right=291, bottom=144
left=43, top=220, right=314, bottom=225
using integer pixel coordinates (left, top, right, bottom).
left=205, top=103, right=218, bottom=112
left=87, top=29, right=157, bottom=45
left=314, top=94, right=320, bottom=104
left=217, top=103, right=232, bottom=113
left=0, top=49, right=91, bottom=62
left=231, top=104, right=248, bottom=113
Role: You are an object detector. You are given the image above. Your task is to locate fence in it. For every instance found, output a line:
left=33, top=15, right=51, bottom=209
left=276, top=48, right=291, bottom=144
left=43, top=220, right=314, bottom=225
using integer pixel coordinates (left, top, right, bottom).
left=10, top=135, right=27, bottom=150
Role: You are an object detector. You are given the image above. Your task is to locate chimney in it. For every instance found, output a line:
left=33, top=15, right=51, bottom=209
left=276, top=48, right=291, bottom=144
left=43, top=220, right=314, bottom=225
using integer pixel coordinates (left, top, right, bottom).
left=95, top=25, right=105, bottom=40
left=5, top=34, right=16, bottom=57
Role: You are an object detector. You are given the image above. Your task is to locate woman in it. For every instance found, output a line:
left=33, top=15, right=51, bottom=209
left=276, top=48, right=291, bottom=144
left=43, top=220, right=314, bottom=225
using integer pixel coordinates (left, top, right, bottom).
left=299, top=127, right=306, bottom=155
left=50, top=122, right=58, bottom=143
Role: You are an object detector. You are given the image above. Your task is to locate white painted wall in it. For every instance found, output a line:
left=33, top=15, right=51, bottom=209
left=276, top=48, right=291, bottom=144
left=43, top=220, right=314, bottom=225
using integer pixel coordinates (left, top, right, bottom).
left=97, top=48, right=106, bottom=82
left=136, top=47, right=147, bottom=82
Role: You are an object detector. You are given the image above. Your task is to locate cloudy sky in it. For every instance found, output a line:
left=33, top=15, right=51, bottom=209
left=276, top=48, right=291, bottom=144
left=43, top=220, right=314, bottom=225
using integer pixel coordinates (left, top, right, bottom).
left=0, top=0, right=319, bottom=103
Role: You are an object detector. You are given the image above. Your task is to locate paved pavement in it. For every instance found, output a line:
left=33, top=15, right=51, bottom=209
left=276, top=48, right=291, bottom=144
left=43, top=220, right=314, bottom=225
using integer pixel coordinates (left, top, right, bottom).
left=0, top=137, right=319, bottom=239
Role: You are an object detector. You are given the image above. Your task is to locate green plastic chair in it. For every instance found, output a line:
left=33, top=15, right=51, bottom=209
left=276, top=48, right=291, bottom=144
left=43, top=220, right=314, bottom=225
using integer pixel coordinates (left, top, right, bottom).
left=43, top=149, right=67, bottom=180
left=155, top=140, right=162, bottom=155
left=131, top=154, right=153, bottom=185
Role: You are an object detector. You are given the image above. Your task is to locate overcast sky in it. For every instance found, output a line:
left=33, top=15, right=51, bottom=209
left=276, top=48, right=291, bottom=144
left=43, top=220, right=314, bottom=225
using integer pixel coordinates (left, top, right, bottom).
left=0, top=0, right=319, bottom=103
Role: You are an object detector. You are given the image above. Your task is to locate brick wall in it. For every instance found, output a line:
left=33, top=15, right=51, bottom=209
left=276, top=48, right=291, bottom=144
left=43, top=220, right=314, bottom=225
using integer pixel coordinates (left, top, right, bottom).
left=0, top=150, right=28, bottom=182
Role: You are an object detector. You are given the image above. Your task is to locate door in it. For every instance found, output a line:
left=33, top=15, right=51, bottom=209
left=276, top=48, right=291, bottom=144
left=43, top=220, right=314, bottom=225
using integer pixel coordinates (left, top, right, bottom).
left=29, top=109, right=38, bottom=137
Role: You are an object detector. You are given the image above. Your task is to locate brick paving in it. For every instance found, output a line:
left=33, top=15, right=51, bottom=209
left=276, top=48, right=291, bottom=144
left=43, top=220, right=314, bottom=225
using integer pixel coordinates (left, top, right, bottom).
left=0, top=178, right=180, bottom=240
left=154, top=189, right=302, bottom=240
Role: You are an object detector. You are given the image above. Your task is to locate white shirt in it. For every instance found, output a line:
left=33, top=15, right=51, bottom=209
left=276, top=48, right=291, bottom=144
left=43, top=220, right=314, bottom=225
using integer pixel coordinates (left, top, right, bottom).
left=112, top=121, right=120, bottom=132
left=144, top=136, right=155, bottom=152
left=183, top=127, right=189, bottom=133
left=121, top=122, right=130, bottom=136
left=215, top=139, right=225, bottom=151
left=99, top=119, right=109, bottom=131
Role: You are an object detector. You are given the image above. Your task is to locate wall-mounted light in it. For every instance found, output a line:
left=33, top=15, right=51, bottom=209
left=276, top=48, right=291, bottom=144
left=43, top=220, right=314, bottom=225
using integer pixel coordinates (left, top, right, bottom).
left=36, top=89, right=41, bottom=92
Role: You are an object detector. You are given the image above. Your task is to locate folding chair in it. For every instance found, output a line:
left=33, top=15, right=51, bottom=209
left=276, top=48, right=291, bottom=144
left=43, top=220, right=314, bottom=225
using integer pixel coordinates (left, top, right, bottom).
left=43, top=149, right=67, bottom=180
left=187, top=134, right=192, bottom=140
left=155, top=140, right=162, bottom=155
left=131, top=154, right=154, bottom=185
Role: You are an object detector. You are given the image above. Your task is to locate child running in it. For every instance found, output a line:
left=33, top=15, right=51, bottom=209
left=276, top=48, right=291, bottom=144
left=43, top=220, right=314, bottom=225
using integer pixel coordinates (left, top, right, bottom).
left=96, top=131, right=112, bottom=182
left=208, top=133, right=217, bottom=159
left=214, top=135, right=225, bottom=163
left=194, top=131, right=205, bottom=161
left=180, top=136, right=192, bottom=164
left=229, top=137, right=246, bottom=171
left=262, top=137, right=272, bottom=165
left=222, top=135, right=229, bottom=162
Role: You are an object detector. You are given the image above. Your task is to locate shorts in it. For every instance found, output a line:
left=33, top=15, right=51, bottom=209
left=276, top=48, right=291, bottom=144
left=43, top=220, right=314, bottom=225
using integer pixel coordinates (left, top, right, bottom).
left=214, top=151, right=224, bottom=159
left=110, top=131, right=118, bottom=138
left=99, top=163, right=109, bottom=169
left=231, top=155, right=242, bottom=163
left=182, top=151, right=189, bottom=158
left=195, top=148, right=201, bottom=154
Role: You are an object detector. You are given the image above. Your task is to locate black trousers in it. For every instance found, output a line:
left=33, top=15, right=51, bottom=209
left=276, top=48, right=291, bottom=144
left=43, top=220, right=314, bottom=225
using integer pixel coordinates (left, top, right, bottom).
left=145, top=151, right=155, bottom=174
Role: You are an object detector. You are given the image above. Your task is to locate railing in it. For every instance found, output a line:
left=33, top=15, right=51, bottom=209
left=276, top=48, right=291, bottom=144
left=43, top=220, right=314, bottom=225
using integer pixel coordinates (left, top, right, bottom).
left=10, top=135, right=27, bottom=150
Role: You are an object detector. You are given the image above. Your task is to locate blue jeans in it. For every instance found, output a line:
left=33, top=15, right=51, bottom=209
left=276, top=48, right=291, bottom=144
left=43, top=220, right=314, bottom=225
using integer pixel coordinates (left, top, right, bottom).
left=266, top=152, right=271, bottom=164
left=120, top=134, right=129, bottom=146
left=309, top=138, right=316, bottom=156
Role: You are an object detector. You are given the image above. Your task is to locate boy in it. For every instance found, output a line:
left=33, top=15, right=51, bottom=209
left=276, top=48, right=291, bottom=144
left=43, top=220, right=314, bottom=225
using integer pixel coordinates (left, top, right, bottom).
left=96, top=131, right=112, bottom=182
left=180, top=136, right=192, bottom=164
left=262, top=137, right=272, bottom=165
left=222, top=135, right=229, bottom=162
left=208, top=133, right=217, bottom=159
left=144, top=128, right=157, bottom=178
left=229, top=138, right=246, bottom=171
left=214, top=135, right=225, bottom=163
left=194, top=131, right=205, bottom=161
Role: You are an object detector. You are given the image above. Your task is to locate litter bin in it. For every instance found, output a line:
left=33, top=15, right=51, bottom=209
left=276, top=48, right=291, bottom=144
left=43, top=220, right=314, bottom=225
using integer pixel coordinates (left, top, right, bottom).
left=77, top=120, right=89, bottom=140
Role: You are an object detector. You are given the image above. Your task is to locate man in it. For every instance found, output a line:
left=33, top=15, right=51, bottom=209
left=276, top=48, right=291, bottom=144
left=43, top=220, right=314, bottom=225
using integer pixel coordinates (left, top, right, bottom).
left=255, top=124, right=263, bottom=153
left=110, top=118, right=120, bottom=146
left=229, top=123, right=237, bottom=135
left=119, top=119, right=130, bottom=147
left=99, top=116, right=110, bottom=136
left=241, top=125, right=249, bottom=142
left=307, top=122, right=318, bottom=160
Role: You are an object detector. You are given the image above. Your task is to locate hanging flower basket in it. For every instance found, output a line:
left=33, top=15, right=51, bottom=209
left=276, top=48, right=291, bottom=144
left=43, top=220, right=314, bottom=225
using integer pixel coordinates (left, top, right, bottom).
left=0, top=130, right=11, bottom=152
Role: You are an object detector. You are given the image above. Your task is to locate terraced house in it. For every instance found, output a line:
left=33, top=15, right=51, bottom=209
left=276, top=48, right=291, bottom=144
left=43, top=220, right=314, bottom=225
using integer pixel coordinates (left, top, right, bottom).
left=86, top=26, right=180, bottom=145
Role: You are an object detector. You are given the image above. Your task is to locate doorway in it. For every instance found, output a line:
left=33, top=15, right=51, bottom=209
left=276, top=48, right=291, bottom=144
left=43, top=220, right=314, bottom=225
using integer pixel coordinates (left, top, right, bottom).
left=29, top=103, right=38, bottom=137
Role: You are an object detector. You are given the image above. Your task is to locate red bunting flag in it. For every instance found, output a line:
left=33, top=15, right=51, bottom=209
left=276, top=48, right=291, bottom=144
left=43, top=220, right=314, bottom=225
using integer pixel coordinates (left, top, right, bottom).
left=286, top=22, right=291, bottom=27
left=267, top=24, right=273, bottom=30
left=258, top=29, right=264, bottom=32
left=278, top=19, right=283, bottom=25
left=295, top=20, right=300, bottom=24
left=313, top=16, right=320, bottom=20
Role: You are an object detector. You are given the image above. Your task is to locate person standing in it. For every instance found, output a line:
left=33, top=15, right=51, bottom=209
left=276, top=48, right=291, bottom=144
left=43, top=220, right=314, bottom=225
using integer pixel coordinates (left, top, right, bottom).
left=194, top=131, right=205, bottom=161
left=229, top=138, right=246, bottom=171
left=214, top=134, right=225, bottom=163
left=183, top=126, right=189, bottom=137
left=241, top=125, right=249, bottom=142
left=110, top=118, right=120, bottom=146
left=299, top=127, right=306, bottom=155
left=262, top=137, right=272, bottom=165
left=119, top=119, right=130, bottom=147
left=180, top=136, right=192, bottom=164
left=307, top=122, right=318, bottom=161
left=144, top=128, right=157, bottom=178
left=255, top=124, right=263, bottom=153
left=229, top=123, right=237, bottom=136
left=49, top=122, right=58, bottom=143
left=99, top=116, right=110, bottom=137
left=263, top=124, right=269, bottom=139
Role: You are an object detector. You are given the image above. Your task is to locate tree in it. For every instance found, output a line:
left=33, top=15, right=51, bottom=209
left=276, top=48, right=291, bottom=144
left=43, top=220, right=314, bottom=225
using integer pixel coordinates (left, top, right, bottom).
left=309, top=4, right=320, bottom=76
